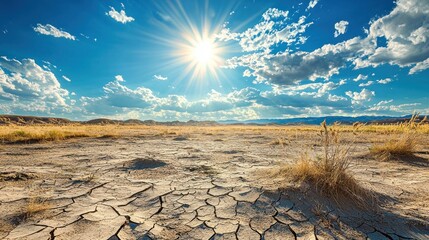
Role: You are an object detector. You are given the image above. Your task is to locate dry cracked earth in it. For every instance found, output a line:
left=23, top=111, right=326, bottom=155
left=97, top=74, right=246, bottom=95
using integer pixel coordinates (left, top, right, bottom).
left=0, top=130, right=428, bottom=239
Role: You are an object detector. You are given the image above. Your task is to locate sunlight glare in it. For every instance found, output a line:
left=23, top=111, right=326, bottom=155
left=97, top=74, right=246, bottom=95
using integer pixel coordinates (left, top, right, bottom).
left=192, top=40, right=214, bottom=65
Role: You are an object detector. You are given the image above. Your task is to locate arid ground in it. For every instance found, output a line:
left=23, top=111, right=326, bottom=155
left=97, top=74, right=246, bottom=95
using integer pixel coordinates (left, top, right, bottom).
left=0, top=125, right=428, bottom=239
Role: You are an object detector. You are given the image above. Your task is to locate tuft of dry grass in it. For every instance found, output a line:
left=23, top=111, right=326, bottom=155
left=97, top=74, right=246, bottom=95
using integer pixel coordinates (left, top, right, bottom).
left=270, top=137, right=289, bottom=147
left=26, top=197, right=52, bottom=218
left=274, top=121, right=374, bottom=208
left=370, top=114, right=426, bottom=161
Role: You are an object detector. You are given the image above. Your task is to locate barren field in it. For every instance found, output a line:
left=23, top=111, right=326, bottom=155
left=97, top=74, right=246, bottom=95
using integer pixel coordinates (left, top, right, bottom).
left=0, top=125, right=428, bottom=239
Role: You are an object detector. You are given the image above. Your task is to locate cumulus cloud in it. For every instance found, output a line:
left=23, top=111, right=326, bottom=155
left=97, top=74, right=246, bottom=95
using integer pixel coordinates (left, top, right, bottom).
left=33, top=24, right=76, bottom=40
left=0, top=56, right=71, bottom=113
left=223, top=0, right=429, bottom=88
left=359, top=0, right=429, bottom=73
left=217, top=8, right=313, bottom=53
left=154, top=75, right=168, bottom=81
left=80, top=75, right=354, bottom=119
left=334, top=20, right=349, bottom=37
left=106, top=6, right=135, bottom=24
left=345, top=88, right=375, bottom=104
left=225, top=36, right=372, bottom=85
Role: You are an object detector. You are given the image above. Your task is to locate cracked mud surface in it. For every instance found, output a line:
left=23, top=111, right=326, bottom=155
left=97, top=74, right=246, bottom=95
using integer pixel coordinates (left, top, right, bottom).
left=1, top=129, right=428, bottom=239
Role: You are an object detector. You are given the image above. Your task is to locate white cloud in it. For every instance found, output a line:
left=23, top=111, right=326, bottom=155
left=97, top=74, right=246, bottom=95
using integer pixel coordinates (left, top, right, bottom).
left=154, top=75, right=168, bottom=81
left=358, top=81, right=373, bottom=87
left=106, top=6, right=134, bottom=24
left=223, top=0, right=429, bottom=88
left=217, top=8, right=313, bottom=53
left=80, top=77, right=353, bottom=120
left=409, top=58, right=429, bottom=74
left=359, top=0, right=429, bottom=73
left=368, top=100, right=423, bottom=115
left=226, top=36, right=372, bottom=85
left=115, top=75, right=125, bottom=82
left=306, top=0, right=319, bottom=10
left=62, top=75, right=71, bottom=82
left=328, top=94, right=347, bottom=102
left=0, top=56, right=71, bottom=113
left=33, top=24, right=76, bottom=40
left=377, top=78, right=392, bottom=84
left=345, top=88, right=375, bottom=104
left=353, top=74, right=368, bottom=82
left=334, top=20, right=349, bottom=37
left=216, top=28, right=239, bottom=41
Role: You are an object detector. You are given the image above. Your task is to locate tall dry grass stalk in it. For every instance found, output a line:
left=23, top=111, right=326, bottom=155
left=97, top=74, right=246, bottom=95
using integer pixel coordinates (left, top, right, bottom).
left=370, top=113, right=427, bottom=161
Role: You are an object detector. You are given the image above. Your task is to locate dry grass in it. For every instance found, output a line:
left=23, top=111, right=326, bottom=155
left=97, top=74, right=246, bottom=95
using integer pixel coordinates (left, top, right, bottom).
left=370, top=114, right=426, bottom=161
left=0, top=117, right=427, bottom=144
left=26, top=197, right=52, bottom=218
left=270, top=137, right=289, bottom=147
left=0, top=129, right=90, bottom=144
left=273, top=121, right=375, bottom=208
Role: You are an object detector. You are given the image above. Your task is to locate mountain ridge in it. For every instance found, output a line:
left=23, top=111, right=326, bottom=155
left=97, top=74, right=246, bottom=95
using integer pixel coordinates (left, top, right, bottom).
left=0, top=114, right=427, bottom=126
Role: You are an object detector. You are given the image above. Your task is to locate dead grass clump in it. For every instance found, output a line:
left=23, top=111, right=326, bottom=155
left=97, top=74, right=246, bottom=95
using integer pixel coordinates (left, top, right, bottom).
left=270, top=137, right=289, bottom=147
left=26, top=197, right=52, bottom=218
left=286, top=121, right=374, bottom=207
left=370, top=114, right=426, bottom=161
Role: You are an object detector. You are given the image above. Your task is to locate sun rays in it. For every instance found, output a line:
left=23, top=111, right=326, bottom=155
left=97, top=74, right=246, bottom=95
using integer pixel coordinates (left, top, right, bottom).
left=143, top=0, right=238, bottom=90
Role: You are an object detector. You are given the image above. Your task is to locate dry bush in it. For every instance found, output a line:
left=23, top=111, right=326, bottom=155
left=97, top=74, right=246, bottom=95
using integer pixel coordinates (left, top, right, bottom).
left=370, top=114, right=426, bottom=161
left=276, top=121, right=374, bottom=207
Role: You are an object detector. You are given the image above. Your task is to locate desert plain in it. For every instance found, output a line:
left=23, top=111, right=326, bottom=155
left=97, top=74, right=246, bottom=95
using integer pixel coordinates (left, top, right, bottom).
left=0, top=124, right=428, bottom=240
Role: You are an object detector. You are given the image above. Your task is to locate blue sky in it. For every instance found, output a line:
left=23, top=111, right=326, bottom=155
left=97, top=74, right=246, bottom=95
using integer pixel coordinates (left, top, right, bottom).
left=0, top=0, right=428, bottom=121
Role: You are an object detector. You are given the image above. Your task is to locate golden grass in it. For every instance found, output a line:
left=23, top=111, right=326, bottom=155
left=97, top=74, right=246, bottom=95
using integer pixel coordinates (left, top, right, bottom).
left=0, top=129, right=90, bottom=143
left=370, top=114, right=426, bottom=161
left=270, top=137, right=289, bottom=147
left=272, top=121, right=375, bottom=208
left=0, top=116, right=427, bottom=144
left=370, top=137, right=417, bottom=161
left=26, top=197, right=52, bottom=218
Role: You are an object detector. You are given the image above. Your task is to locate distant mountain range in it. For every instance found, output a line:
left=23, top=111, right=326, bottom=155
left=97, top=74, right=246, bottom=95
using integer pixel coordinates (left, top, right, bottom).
left=0, top=114, right=426, bottom=126
left=219, top=115, right=425, bottom=125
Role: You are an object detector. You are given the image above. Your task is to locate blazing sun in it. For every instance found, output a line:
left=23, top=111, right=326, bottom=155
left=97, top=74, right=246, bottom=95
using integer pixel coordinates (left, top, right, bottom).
left=183, top=37, right=223, bottom=79
left=148, top=1, right=239, bottom=85
left=192, top=40, right=215, bottom=65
